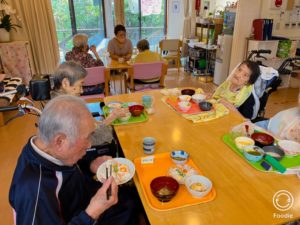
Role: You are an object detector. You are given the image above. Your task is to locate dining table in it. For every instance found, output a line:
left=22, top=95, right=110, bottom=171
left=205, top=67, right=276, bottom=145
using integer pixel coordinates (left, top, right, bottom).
left=104, top=89, right=300, bottom=225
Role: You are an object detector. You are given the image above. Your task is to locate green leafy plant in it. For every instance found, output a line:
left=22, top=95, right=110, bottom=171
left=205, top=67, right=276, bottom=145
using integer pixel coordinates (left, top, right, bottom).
left=0, top=0, right=22, bottom=32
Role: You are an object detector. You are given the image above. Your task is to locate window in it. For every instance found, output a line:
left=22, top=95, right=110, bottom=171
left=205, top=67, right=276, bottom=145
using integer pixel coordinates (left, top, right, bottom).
left=124, top=0, right=166, bottom=49
left=51, top=0, right=106, bottom=61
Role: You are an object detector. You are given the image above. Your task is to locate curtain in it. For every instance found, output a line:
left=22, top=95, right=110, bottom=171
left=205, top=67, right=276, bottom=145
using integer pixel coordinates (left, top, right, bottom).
left=114, top=0, right=125, bottom=25
left=182, top=0, right=191, bottom=39
left=14, top=0, right=59, bottom=75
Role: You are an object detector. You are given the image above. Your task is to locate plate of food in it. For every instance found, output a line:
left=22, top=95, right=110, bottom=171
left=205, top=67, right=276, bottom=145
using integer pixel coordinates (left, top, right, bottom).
left=96, top=158, right=135, bottom=185
left=107, top=101, right=122, bottom=109
left=168, top=164, right=198, bottom=184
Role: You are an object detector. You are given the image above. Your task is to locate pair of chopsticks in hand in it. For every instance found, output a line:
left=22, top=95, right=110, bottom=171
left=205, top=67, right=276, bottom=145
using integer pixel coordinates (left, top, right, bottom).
left=105, top=164, right=112, bottom=200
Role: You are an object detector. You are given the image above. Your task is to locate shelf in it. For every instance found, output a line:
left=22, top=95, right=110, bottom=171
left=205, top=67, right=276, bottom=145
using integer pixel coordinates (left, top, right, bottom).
left=195, top=22, right=223, bottom=45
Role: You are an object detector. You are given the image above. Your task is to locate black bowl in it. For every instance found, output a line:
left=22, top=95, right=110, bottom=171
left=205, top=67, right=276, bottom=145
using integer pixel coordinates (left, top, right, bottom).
left=181, top=89, right=195, bottom=96
left=262, top=146, right=285, bottom=161
left=199, top=101, right=212, bottom=111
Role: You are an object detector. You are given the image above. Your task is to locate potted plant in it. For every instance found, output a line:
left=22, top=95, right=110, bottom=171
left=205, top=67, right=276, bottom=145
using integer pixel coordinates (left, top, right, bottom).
left=0, top=0, right=22, bottom=42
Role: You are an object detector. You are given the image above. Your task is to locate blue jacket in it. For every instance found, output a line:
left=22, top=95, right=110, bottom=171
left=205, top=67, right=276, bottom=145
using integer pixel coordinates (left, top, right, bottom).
left=9, top=138, right=97, bottom=225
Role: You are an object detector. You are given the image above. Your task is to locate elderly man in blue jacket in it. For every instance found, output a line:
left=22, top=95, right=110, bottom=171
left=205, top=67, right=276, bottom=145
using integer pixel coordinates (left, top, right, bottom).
left=9, top=95, right=135, bottom=225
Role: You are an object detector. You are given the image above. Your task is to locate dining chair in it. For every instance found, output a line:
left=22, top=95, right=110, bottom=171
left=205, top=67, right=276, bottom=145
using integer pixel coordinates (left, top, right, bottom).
left=159, top=39, right=182, bottom=72
left=128, top=62, right=167, bottom=92
left=81, top=66, right=110, bottom=100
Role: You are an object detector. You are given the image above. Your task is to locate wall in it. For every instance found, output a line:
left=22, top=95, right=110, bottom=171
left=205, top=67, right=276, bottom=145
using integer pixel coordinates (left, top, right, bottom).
left=167, top=0, right=184, bottom=38
left=260, top=0, right=300, bottom=40
left=229, top=0, right=262, bottom=71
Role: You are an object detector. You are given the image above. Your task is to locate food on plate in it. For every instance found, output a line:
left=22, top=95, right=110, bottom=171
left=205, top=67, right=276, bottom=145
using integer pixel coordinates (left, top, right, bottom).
left=190, top=182, right=207, bottom=192
left=168, top=165, right=198, bottom=184
left=110, top=161, right=131, bottom=183
left=107, top=102, right=122, bottom=109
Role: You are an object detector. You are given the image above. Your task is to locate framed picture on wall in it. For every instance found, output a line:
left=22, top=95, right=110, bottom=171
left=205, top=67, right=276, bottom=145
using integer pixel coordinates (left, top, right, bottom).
left=172, top=0, right=180, bottom=14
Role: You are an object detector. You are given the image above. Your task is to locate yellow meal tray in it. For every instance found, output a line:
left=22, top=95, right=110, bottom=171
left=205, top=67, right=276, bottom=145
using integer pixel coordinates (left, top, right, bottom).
left=134, top=152, right=216, bottom=211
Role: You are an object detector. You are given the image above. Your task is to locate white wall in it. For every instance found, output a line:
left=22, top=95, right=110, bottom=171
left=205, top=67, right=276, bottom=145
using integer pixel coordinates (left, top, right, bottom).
left=260, top=0, right=300, bottom=39
left=167, top=0, right=184, bottom=38
left=229, top=0, right=262, bottom=71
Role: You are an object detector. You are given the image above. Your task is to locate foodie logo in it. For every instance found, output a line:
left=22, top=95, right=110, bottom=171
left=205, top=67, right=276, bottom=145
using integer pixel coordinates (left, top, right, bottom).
left=273, top=190, right=294, bottom=211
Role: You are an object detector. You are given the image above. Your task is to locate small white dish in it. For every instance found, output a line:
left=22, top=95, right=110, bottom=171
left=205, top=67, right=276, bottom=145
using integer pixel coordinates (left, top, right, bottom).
left=170, top=150, right=189, bottom=165
left=185, top=175, right=212, bottom=198
left=191, top=94, right=206, bottom=103
left=178, top=101, right=191, bottom=112
left=278, top=140, right=300, bottom=156
left=234, top=136, right=255, bottom=151
left=178, top=95, right=191, bottom=102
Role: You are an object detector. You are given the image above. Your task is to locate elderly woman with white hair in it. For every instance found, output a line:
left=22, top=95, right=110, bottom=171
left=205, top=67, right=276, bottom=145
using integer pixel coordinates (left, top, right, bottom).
left=65, top=33, right=104, bottom=68
left=51, top=61, right=128, bottom=146
left=255, top=91, right=300, bottom=142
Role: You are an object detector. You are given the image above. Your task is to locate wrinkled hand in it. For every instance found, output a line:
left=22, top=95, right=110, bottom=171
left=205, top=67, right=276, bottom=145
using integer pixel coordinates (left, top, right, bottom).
left=90, top=156, right=112, bottom=174
left=85, top=177, right=118, bottom=220
left=90, top=45, right=97, bottom=53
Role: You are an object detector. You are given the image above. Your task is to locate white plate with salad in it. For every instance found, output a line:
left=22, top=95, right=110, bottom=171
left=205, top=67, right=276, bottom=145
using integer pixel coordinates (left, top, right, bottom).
left=96, top=158, right=135, bottom=185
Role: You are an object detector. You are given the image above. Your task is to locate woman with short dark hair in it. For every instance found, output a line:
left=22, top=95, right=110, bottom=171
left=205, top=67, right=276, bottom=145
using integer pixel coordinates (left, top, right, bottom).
left=213, top=60, right=260, bottom=107
left=107, top=25, right=133, bottom=62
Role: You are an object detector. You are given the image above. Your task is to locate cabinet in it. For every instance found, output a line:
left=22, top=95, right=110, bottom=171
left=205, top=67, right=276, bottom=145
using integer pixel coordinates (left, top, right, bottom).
left=245, top=39, right=279, bottom=59
left=195, top=21, right=223, bottom=44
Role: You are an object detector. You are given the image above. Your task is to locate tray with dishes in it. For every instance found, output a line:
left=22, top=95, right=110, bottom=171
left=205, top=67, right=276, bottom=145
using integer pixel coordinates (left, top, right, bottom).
left=134, top=151, right=216, bottom=211
left=164, top=95, right=215, bottom=115
left=222, top=123, right=300, bottom=173
left=103, top=101, right=148, bottom=125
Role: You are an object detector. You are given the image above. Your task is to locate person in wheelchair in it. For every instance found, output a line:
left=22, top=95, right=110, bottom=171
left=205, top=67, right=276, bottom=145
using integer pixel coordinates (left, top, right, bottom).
left=255, top=91, right=300, bottom=143
left=212, top=60, right=260, bottom=117
left=51, top=61, right=128, bottom=158
left=238, top=64, right=281, bottom=120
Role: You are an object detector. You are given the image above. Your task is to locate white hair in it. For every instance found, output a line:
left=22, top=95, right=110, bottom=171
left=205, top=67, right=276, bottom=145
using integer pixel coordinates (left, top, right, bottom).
left=38, top=95, right=89, bottom=145
left=73, top=33, right=88, bottom=48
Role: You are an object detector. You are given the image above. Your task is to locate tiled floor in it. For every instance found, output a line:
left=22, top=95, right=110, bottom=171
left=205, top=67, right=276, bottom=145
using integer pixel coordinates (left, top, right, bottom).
left=0, top=68, right=299, bottom=224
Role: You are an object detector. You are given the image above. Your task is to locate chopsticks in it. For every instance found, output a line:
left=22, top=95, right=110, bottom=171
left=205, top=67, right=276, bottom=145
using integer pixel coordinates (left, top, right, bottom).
left=106, top=164, right=112, bottom=200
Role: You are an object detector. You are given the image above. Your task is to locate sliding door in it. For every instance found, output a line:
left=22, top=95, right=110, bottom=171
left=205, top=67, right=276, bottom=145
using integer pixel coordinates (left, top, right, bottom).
left=51, top=0, right=106, bottom=61
left=124, top=0, right=166, bottom=47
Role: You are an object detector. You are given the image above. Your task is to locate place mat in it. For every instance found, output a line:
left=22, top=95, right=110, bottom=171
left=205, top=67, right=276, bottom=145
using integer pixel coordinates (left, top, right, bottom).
left=162, top=97, right=229, bottom=123
left=103, top=105, right=148, bottom=125
left=222, top=134, right=300, bottom=173
left=134, top=152, right=216, bottom=211
left=165, top=97, right=214, bottom=115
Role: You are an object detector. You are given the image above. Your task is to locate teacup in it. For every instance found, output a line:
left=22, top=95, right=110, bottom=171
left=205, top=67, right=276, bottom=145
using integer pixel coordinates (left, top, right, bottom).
left=142, top=95, right=154, bottom=109
left=143, top=137, right=156, bottom=154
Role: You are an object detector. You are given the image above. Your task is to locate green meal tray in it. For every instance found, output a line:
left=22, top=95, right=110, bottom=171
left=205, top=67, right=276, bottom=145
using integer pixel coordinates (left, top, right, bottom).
left=103, top=105, right=148, bottom=126
left=222, top=134, right=300, bottom=173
